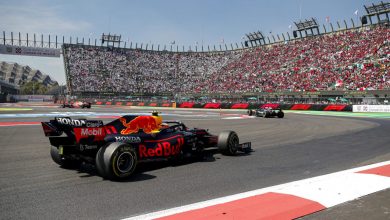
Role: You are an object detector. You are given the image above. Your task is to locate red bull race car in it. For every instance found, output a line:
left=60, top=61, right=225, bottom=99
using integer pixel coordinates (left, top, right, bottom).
left=41, top=113, right=251, bottom=180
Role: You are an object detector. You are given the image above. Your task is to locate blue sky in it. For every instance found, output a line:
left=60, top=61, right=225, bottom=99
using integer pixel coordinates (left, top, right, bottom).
left=0, top=0, right=375, bottom=84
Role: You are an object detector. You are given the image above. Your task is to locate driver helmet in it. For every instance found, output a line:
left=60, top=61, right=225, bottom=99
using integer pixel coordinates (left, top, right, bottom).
left=160, top=122, right=170, bottom=129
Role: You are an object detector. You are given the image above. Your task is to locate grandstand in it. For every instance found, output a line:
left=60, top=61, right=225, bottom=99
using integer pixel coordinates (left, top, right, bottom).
left=62, top=25, right=389, bottom=103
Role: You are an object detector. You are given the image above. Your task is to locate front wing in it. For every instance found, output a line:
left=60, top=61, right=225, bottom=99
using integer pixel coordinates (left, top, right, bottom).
left=237, top=142, right=252, bottom=153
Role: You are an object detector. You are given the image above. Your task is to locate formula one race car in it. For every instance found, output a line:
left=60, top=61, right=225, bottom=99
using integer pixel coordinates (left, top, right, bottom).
left=41, top=112, right=251, bottom=180
left=60, top=101, right=91, bottom=108
left=247, top=107, right=284, bottom=118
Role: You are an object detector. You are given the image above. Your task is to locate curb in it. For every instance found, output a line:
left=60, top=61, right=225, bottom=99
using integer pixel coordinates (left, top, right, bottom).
left=125, top=161, right=390, bottom=220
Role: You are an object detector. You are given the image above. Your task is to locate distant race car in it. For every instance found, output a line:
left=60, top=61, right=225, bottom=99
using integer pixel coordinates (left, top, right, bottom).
left=60, top=101, right=91, bottom=108
left=247, top=107, right=284, bottom=118
left=41, top=112, right=251, bottom=180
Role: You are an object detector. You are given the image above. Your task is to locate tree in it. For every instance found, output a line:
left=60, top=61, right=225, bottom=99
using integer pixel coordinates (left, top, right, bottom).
left=20, top=81, right=48, bottom=95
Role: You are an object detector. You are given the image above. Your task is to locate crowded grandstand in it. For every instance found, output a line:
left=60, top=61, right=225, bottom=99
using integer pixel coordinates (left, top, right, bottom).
left=62, top=25, right=389, bottom=99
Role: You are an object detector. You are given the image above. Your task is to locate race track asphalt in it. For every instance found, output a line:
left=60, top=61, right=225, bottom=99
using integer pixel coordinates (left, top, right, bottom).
left=0, top=106, right=389, bottom=220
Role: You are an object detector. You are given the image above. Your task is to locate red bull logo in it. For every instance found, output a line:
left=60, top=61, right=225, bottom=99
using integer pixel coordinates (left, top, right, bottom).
left=120, top=116, right=162, bottom=134
left=139, top=137, right=184, bottom=158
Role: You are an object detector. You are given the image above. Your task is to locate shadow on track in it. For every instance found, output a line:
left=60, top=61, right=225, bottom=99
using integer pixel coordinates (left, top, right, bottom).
left=60, top=149, right=253, bottom=182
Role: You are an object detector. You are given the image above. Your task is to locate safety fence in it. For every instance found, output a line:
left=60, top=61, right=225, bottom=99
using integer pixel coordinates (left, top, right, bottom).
left=94, top=101, right=352, bottom=111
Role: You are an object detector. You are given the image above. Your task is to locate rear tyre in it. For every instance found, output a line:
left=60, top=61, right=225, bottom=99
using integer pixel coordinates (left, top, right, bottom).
left=264, top=111, right=270, bottom=118
left=247, top=110, right=253, bottom=116
left=95, top=146, right=107, bottom=178
left=50, top=146, right=81, bottom=168
left=218, top=131, right=239, bottom=156
left=277, top=111, right=284, bottom=118
left=50, top=146, right=63, bottom=165
left=97, top=142, right=138, bottom=180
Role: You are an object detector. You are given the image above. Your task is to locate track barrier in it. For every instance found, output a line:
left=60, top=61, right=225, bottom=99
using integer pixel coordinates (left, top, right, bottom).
left=93, top=101, right=352, bottom=111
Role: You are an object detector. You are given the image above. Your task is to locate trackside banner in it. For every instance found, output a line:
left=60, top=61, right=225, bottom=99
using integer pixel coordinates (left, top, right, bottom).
left=0, top=45, right=61, bottom=57
left=353, top=105, right=390, bottom=112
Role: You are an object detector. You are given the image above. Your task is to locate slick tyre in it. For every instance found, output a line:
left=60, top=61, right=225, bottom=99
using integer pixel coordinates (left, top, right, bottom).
left=218, top=131, right=239, bottom=156
left=277, top=111, right=284, bottom=118
left=50, top=145, right=63, bottom=165
left=97, top=142, right=138, bottom=180
left=50, top=146, right=80, bottom=168
left=264, top=111, right=270, bottom=118
left=95, top=146, right=107, bottom=178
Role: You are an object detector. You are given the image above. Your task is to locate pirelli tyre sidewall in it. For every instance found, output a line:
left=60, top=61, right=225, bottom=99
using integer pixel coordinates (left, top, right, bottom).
left=100, top=142, right=138, bottom=180
left=218, top=131, right=239, bottom=156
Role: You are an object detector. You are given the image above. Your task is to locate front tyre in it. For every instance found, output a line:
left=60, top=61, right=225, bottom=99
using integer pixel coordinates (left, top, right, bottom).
left=96, top=142, right=138, bottom=180
left=277, top=111, right=284, bottom=118
left=218, top=131, right=239, bottom=156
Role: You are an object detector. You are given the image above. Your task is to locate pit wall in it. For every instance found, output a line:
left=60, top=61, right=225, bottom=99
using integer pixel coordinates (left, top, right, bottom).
left=94, top=101, right=352, bottom=112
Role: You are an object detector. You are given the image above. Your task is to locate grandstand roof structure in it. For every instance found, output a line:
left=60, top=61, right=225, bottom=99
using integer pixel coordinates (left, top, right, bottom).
left=363, top=1, right=390, bottom=25
left=364, top=1, right=390, bottom=15
left=294, top=18, right=319, bottom=30
left=245, top=31, right=266, bottom=46
left=293, top=18, right=320, bottom=38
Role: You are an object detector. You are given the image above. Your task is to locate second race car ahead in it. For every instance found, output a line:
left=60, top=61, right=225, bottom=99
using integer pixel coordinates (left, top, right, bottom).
left=60, top=101, right=91, bottom=108
left=41, top=112, right=251, bottom=180
left=247, top=107, right=284, bottom=118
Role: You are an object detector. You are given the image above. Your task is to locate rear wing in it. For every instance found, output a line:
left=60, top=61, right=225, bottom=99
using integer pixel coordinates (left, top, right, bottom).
left=42, top=117, right=106, bottom=143
left=42, top=114, right=162, bottom=144
left=42, top=117, right=104, bottom=136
